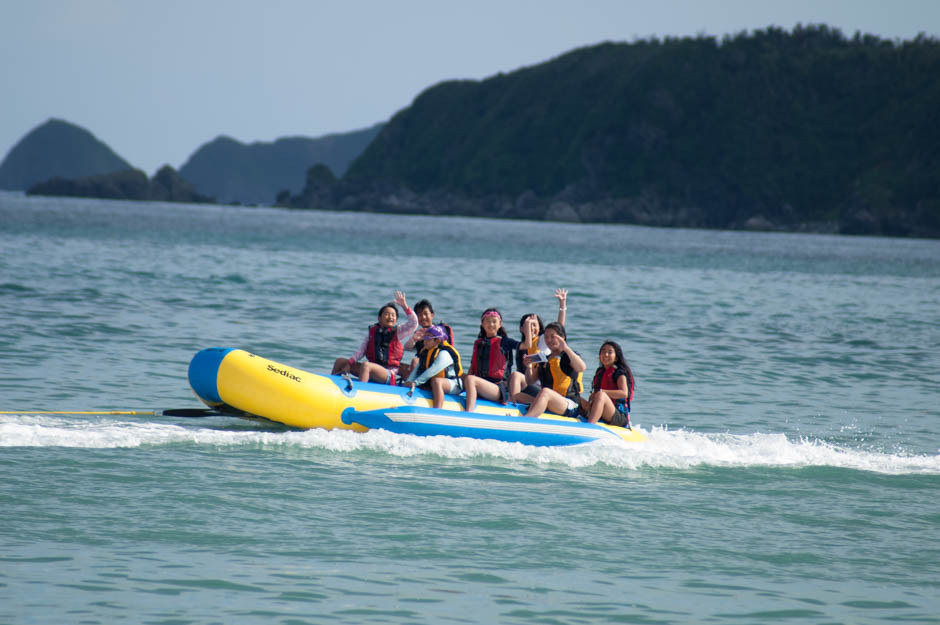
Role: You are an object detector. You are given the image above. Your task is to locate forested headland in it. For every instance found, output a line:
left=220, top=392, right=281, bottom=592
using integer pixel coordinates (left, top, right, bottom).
left=284, top=25, right=940, bottom=238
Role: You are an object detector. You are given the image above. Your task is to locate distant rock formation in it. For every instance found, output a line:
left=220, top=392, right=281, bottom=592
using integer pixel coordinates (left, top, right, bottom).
left=179, top=123, right=384, bottom=205
left=150, top=166, right=214, bottom=203
left=27, top=165, right=213, bottom=204
left=0, top=118, right=132, bottom=190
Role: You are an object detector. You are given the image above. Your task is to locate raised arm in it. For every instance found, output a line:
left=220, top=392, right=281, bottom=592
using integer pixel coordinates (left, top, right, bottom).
left=394, top=291, right=419, bottom=341
left=554, top=288, right=568, bottom=327
left=395, top=290, right=408, bottom=310
left=521, top=316, right=537, bottom=352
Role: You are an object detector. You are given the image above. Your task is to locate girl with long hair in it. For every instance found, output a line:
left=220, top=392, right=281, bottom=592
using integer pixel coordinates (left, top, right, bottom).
left=462, top=308, right=523, bottom=412
left=585, top=340, right=634, bottom=427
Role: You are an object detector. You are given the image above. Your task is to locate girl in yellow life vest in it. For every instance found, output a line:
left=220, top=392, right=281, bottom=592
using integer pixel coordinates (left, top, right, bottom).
left=405, top=325, right=463, bottom=409
left=523, top=322, right=586, bottom=419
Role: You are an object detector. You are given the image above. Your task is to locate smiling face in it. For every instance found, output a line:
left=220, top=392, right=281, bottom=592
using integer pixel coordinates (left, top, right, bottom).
left=416, top=306, right=435, bottom=328
left=599, top=344, right=616, bottom=368
left=482, top=315, right=502, bottom=337
left=378, top=305, right=398, bottom=328
left=543, top=328, right=563, bottom=353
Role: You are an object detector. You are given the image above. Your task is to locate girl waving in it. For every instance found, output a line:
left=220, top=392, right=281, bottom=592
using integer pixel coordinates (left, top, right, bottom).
left=331, top=290, right=418, bottom=385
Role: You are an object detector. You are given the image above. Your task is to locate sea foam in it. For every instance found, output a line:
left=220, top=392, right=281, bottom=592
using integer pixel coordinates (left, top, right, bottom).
left=2, top=414, right=937, bottom=475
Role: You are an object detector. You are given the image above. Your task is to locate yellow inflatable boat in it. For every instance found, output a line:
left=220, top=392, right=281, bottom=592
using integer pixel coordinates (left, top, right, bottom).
left=188, top=348, right=646, bottom=446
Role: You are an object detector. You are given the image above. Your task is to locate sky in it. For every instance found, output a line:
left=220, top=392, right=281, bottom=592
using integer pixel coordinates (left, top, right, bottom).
left=2, top=0, right=939, bottom=175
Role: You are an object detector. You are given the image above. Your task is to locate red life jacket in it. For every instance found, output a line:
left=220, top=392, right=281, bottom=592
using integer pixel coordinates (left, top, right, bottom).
left=471, top=336, right=510, bottom=383
left=592, top=366, right=631, bottom=413
left=365, top=324, right=403, bottom=368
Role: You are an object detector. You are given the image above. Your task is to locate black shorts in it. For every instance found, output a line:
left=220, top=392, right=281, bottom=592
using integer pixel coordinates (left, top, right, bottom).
left=606, top=410, right=628, bottom=428
left=519, top=384, right=541, bottom=398
left=496, top=381, right=509, bottom=403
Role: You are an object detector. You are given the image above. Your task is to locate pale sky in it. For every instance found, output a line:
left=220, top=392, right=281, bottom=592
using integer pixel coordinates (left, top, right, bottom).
left=2, top=0, right=938, bottom=175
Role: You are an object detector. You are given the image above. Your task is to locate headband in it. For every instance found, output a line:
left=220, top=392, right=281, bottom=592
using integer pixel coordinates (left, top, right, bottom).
left=482, top=310, right=501, bottom=321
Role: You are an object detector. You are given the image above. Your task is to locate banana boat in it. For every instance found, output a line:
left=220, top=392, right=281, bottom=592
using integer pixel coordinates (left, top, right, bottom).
left=188, top=348, right=647, bottom=446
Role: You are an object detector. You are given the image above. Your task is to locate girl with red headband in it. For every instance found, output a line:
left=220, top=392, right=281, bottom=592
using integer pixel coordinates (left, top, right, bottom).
left=463, top=308, right=527, bottom=412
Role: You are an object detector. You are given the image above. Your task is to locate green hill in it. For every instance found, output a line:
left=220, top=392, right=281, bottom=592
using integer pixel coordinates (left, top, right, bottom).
left=293, top=25, right=939, bottom=238
left=179, top=123, right=384, bottom=205
left=0, top=118, right=133, bottom=191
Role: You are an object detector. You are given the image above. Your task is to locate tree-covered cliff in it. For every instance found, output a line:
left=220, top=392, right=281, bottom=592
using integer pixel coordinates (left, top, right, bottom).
left=291, top=25, right=940, bottom=238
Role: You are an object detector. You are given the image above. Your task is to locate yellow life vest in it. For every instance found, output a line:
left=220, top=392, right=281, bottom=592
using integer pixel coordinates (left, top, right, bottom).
left=538, top=353, right=583, bottom=401
left=418, top=341, right=463, bottom=379
left=517, top=335, right=542, bottom=371
left=527, top=338, right=541, bottom=357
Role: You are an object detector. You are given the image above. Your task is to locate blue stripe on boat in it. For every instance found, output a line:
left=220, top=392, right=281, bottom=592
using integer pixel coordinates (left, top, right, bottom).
left=342, top=405, right=617, bottom=446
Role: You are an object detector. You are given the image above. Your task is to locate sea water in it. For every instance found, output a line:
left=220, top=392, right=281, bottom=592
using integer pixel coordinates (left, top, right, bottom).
left=1, top=193, right=938, bottom=625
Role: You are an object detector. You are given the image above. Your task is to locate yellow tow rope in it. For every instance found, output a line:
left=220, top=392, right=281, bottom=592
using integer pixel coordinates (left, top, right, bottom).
left=1, top=408, right=221, bottom=418
left=0, top=410, right=158, bottom=415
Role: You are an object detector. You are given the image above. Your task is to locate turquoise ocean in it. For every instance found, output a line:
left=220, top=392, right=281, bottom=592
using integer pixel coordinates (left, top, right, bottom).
left=1, top=192, right=938, bottom=625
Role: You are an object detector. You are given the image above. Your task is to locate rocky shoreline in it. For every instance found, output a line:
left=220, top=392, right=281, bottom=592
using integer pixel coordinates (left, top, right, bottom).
left=277, top=175, right=937, bottom=238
